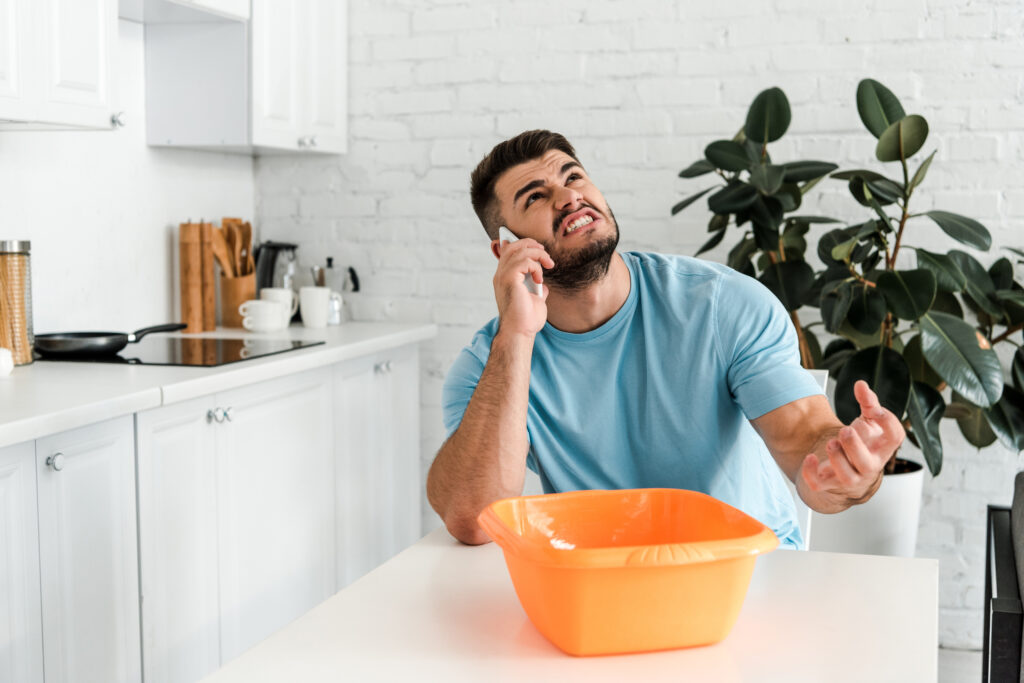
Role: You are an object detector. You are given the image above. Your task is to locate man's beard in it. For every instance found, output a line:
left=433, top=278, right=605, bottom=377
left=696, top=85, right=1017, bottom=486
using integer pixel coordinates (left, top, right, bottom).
left=541, top=206, right=620, bottom=292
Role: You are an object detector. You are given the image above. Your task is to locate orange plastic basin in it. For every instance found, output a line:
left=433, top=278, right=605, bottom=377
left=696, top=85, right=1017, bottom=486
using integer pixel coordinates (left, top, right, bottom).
left=476, top=488, right=779, bottom=656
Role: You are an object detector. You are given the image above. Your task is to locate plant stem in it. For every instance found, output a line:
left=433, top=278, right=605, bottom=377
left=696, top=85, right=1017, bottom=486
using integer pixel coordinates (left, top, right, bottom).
left=791, top=310, right=814, bottom=369
left=847, top=264, right=877, bottom=287
left=890, top=146, right=912, bottom=269
left=883, top=312, right=894, bottom=348
left=992, top=323, right=1024, bottom=345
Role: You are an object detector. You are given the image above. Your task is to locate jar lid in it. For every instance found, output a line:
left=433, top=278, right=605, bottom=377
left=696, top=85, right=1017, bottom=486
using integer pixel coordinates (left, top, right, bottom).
left=0, top=240, right=30, bottom=253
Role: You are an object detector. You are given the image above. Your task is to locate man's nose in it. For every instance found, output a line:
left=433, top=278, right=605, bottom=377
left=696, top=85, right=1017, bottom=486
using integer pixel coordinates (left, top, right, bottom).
left=554, top=185, right=583, bottom=211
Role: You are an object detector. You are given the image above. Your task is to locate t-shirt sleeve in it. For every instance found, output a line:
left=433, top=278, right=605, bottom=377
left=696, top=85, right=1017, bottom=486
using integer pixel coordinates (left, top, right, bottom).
left=715, top=270, right=824, bottom=419
left=441, top=346, right=486, bottom=439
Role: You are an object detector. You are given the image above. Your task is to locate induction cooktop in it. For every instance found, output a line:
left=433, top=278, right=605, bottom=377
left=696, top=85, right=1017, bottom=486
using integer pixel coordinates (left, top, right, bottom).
left=37, top=336, right=324, bottom=367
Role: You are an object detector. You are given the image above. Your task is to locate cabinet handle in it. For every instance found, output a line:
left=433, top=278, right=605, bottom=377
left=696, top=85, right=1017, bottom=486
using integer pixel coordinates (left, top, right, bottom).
left=385, top=360, right=393, bottom=373
left=374, top=360, right=393, bottom=375
left=223, top=407, right=233, bottom=422
left=309, top=135, right=318, bottom=148
left=297, top=136, right=309, bottom=148
left=207, top=408, right=219, bottom=424
left=110, top=111, right=126, bottom=128
left=46, top=452, right=66, bottom=471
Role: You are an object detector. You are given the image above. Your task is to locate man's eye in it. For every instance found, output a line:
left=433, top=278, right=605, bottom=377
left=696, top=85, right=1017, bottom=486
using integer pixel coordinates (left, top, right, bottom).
left=567, top=173, right=582, bottom=183
left=525, top=192, right=542, bottom=207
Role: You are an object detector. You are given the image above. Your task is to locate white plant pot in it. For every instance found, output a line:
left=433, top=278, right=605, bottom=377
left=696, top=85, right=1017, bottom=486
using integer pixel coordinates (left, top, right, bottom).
left=807, top=459, right=924, bottom=557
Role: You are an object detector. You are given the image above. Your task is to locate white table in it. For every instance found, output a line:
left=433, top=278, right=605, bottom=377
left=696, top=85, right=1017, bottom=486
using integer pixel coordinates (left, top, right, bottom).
left=201, top=528, right=938, bottom=683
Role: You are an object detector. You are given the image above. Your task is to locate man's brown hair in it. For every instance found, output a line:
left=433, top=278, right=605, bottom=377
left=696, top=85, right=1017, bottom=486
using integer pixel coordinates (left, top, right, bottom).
left=469, top=130, right=580, bottom=240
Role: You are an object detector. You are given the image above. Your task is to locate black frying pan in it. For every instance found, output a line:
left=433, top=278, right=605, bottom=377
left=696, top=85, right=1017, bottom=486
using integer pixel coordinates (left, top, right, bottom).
left=35, top=323, right=188, bottom=358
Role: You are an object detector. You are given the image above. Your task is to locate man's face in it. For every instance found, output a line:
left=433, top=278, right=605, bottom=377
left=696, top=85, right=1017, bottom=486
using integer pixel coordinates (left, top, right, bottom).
left=493, top=149, right=619, bottom=290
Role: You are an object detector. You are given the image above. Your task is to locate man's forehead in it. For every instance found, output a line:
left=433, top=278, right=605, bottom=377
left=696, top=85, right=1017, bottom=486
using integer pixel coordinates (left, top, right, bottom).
left=494, top=150, right=578, bottom=202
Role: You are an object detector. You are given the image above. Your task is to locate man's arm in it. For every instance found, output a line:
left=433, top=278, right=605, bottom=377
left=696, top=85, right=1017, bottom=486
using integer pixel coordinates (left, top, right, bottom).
left=426, top=237, right=553, bottom=545
left=751, top=380, right=906, bottom=514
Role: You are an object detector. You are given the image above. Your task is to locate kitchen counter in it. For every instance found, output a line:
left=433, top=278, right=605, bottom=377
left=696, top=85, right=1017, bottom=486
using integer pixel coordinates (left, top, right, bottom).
left=200, top=528, right=939, bottom=683
left=0, top=323, right=437, bottom=448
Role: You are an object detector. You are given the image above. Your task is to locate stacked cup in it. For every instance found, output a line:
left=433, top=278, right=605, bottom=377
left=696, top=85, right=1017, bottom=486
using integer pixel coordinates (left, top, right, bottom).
left=238, top=299, right=287, bottom=332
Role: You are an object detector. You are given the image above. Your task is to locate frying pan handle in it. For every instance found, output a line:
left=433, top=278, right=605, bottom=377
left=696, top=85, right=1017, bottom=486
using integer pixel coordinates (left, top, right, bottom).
left=127, top=323, right=188, bottom=343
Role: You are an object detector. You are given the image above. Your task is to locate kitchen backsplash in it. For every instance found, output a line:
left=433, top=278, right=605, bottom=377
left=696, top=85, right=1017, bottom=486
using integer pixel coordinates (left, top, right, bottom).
left=0, top=19, right=254, bottom=334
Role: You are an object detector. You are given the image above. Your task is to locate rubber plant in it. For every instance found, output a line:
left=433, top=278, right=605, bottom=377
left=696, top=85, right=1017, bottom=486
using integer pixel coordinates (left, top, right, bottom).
left=673, top=81, right=1024, bottom=477
left=671, top=87, right=838, bottom=370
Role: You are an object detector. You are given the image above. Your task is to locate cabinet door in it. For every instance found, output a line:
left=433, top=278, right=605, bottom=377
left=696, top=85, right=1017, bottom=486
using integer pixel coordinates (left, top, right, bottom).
left=250, top=0, right=301, bottom=150
left=0, top=441, right=43, bottom=683
left=36, top=0, right=116, bottom=128
left=380, top=346, right=422, bottom=552
left=0, top=0, right=39, bottom=122
left=334, top=346, right=421, bottom=588
left=300, top=0, right=346, bottom=153
left=136, top=399, right=220, bottom=683
left=216, top=370, right=334, bottom=663
left=36, top=416, right=141, bottom=683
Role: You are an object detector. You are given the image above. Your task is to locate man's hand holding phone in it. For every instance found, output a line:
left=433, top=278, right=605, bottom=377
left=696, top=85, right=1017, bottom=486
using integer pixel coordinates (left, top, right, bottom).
left=493, top=227, right=552, bottom=338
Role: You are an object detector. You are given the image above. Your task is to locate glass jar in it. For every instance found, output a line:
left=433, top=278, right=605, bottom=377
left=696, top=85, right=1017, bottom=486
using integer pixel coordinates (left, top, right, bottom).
left=0, top=240, right=33, bottom=365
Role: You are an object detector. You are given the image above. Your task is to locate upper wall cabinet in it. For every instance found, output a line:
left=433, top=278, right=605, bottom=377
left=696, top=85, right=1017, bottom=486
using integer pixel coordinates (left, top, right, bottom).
left=0, top=0, right=118, bottom=130
left=144, top=0, right=347, bottom=156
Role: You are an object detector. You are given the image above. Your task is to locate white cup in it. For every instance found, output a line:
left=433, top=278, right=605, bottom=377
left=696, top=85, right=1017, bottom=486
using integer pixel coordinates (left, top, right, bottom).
left=260, top=287, right=298, bottom=328
left=238, top=299, right=286, bottom=332
left=299, top=286, right=330, bottom=328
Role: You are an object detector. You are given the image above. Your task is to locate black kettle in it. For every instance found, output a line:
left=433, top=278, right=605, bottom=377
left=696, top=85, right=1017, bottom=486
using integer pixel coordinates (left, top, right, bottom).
left=254, top=241, right=298, bottom=292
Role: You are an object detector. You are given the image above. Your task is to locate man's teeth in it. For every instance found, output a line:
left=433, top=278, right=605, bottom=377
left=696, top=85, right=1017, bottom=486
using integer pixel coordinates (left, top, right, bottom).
left=565, top=215, right=594, bottom=234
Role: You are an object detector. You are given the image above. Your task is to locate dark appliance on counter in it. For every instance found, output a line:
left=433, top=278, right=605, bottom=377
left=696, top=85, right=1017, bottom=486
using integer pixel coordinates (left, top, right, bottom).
left=36, top=335, right=323, bottom=367
left=254, top=240, right=298, bottom=292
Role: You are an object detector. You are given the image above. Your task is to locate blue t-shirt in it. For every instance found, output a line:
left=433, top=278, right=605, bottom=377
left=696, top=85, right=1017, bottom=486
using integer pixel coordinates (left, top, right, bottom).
left=442, top=252, right=824, bottom=549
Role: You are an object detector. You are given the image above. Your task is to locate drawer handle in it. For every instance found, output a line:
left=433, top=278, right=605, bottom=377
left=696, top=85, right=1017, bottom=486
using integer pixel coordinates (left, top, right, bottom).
left=46, top=452, right=66, bottom=472
left=207, top=407, right=233, bottom=424
left=374, top=361, right=393, bottom=375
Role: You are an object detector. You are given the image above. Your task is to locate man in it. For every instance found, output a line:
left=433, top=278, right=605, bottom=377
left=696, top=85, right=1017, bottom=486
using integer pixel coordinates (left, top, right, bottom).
left=426, top=130, right=905, bottom=549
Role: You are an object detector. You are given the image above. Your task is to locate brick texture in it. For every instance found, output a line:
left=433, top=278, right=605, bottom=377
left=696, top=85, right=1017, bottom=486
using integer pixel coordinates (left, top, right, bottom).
left=254, top=0, right=1024, bottom=649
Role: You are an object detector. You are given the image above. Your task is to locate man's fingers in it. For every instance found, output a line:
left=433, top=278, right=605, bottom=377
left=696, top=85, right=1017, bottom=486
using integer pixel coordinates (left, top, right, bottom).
left=836, top=427, right=878, bottom=476
left=801, top=454, right=824, bottom=492
left=854, top=380, right=883, bottom=417
left=826, top=439, right=861, bottom=486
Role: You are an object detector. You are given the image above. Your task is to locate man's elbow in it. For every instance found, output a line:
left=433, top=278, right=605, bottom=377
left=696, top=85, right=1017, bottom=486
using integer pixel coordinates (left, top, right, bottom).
left=445, top=514, right=492, bottom=546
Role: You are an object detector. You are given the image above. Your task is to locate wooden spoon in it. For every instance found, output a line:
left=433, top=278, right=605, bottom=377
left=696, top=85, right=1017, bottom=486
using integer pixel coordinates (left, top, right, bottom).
left=211, top=227, right=234, bottom=277
left=240, top=222, right=254, bottom=275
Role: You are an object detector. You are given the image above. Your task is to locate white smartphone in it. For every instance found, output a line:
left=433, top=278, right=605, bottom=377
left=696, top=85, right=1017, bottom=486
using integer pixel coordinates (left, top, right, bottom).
left=498, top=226, right=542, bottom=296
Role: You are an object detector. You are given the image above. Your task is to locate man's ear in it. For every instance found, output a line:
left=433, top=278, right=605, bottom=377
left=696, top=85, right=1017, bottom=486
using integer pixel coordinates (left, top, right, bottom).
left=490, top=239, right=502, bottom=260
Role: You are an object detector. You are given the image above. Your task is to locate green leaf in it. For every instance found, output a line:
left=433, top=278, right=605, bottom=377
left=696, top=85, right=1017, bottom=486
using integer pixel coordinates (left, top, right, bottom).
left=704, top=140, right=751, bottom=172
left=708, top=181, right=759, bottom=214
left=781, top=161, right=839, bottom=183
left=909, top=150, right=936, bottom=192
left=876, top=269, right=937, bottom=320
left=948, top=250, right=1003, bottom=318
left=818, top=229, right=853, bottom=267
left=915, top=248, right=966, bottom=292
left=708, top=213, right=729, bottom=232
left=989, top=258, right=1014, bottom=290
left=821, top=280, right=854, bottom=333
left=1004, top=246, right=1024, bottom=264
left=847, top=284, right=887, bottom=335
left=984, top=384, right=1024, bottom=451
left=750, top=195, right=783, bottom=230
left=931, top=291, right=964, bottom=318
left=903, top=334, right=944, bottom=389
left=749, top=163, right=786, bottom=195
left=995, top=289, right=1024, bottom=306
left=923, top=211, right=992, bottom=251
left=1014, top=347, right=1024, bottom=392
left=919, top=311, right=1004, bottom=407
left=695, top=227, right=727, bottom=257
left=679, top=159, right=716, bottom=178
left=788, top=216, right=842, bottom=224
left=953, top=393, right=998, bottom=448
left=758, top=260, right=815, bottom=312
left=776, top=183, right=802, bottom=212
left=830, top=237, right=858, bottom=263
left=744, top=87, right=791, bottom=144
left=834, top=346, right=911, bottom=424
left=876, top=115, right=929, bottom=162
left=856, top=79, right=907, bottom=139
left=727, top=237, right=758, bottom=272
left=671, top=186, right=716, bottom=215
left=907, top=382, right=944, bottom=476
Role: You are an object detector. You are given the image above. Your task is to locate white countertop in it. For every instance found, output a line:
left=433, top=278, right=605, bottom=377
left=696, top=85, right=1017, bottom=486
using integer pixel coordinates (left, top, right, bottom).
left=201, top=528, right=939, bottom=683
left=0, top=323, right=437, bottom=448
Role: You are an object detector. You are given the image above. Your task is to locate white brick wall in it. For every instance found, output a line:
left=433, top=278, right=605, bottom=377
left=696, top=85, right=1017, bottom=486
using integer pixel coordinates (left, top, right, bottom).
left=254, top=0, right=1024, bottom=649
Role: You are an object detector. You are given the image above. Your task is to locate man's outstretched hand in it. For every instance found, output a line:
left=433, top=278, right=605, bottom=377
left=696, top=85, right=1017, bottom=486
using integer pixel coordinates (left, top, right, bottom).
left=800, top=380, right=906, bottom=506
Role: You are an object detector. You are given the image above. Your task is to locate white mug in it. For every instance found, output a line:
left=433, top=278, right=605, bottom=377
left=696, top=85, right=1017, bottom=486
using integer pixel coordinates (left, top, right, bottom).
left=299, top=286, right=330, bottom=328
left=260, top=287, right=298, bottom=328
left=238, top=299, right=286, bottom=332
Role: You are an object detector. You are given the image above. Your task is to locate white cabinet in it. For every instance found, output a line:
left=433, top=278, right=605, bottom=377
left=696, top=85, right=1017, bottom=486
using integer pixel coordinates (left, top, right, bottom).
left=0, top=0, right=117, bottom=129
left=36, top=416, right=141, bottom=683
left=137, top=369, right=334, bottom=682
left=334, top=345, right=421, bottom=588
left=0, top=442, right=43, bottom=683
left=145, top=0, right=347, bottom=155
left=168, top=0, right=250, bottom=21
